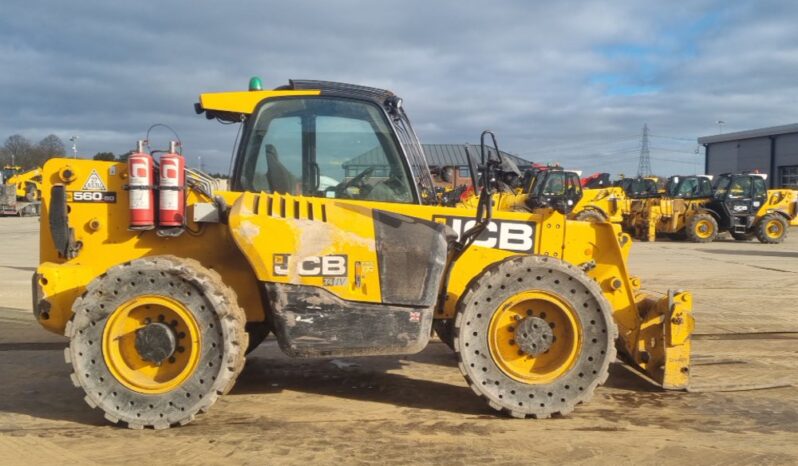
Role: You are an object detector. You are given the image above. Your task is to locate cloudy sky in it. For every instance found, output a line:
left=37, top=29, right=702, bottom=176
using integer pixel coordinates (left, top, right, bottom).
left=2, top=0, right=797, bottom=176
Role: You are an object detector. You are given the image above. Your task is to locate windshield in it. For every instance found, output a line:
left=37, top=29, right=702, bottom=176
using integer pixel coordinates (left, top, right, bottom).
left=665, top=177, right=679, bottom=196
left=668, top=176, right=709, bottom=198
left=532, top=171, right=581, bottom=197
left=713, top=175, right=732, bottom=199
left=1, top=168, right=17, bottom=180
left=235, top=97, right=415, bottom=203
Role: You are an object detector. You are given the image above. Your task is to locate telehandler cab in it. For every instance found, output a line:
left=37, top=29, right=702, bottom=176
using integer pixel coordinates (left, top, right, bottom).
left=34, top=79, right=693, bottom=428
left=615, top=176, right=660, bottom=199
left=482, top=166, right=627, bottom=224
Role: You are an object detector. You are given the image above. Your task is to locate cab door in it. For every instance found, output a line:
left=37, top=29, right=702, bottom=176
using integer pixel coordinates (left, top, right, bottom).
left=228, top=95, right=451, bottom=356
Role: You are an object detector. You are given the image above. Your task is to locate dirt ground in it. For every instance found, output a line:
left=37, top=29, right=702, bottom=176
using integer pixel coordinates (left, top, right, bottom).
left=1, top=216, right=796, bottom=465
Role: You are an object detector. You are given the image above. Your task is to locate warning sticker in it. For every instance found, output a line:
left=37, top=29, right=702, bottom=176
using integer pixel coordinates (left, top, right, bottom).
left=82, top=169, right=107, bottom=191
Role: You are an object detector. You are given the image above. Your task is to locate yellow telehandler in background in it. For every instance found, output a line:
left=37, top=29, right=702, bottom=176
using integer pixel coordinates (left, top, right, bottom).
left=6, top=167, right=42, bottom=201
left=628, top=174, right=797, bottom=243
left=462, top=166, right=629, bottom=224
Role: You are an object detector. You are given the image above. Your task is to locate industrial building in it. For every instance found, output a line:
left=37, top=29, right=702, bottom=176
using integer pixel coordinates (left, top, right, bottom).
left=699, top=123, right=798, bottom=188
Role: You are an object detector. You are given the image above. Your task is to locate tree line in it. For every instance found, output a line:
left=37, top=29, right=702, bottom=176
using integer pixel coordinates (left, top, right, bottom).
left=1, top=134, right=226, bottom=178
left=0, top=134, right=137, bottom=170
left=0, top=134, right=67, bottom=170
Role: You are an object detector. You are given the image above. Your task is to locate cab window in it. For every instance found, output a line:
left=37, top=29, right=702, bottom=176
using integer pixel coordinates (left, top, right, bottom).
left=698, top=178, right=712, bottom=197
left=237, top=97, right=415, bottom=203
left=752, top=177, right=766, bottom=198
left=728, top=177, right=752, bottom=198
left=676, top=178, right=697, bottom=197
left=534, top=171, right=581, bottom=197
left=714, top=176, right=731, bottom=199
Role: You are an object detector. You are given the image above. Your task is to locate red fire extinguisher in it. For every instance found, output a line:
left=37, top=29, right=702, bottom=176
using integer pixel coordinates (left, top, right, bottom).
left=128, top=140, right=155, bottom=230
left=158, top=141, right=185, bottom=228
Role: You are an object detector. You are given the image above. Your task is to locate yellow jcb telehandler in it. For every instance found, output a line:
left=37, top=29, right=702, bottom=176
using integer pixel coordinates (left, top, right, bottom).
left=7, top=167, right=42, bottom=201
left=628, top=174, right=796, bottom=243
left=461, top=166, right=628, bottom=224
left=33, top=79, right=693, bottom=428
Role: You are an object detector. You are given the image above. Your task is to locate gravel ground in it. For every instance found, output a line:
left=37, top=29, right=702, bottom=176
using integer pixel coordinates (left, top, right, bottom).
left=0, top=216, right=796, bottom=465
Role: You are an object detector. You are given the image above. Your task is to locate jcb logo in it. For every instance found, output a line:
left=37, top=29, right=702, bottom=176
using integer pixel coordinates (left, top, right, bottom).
left=273, top=254, right=348, bottom=277
left=434, top=216, right=535, bottom=252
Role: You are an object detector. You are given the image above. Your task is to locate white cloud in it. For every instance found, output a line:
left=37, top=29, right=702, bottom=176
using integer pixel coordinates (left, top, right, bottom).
left=0, top=0, right=796, bottom=175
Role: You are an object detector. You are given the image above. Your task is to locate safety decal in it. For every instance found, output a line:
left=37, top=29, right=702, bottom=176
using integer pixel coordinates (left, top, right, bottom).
left=82, top=169, right=108, bottom=191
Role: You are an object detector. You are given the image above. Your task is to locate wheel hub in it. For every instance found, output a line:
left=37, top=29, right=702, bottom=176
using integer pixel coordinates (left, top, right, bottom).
left=135, top=322, right=177, bottom=364
left=514, top=316, right=553, bottom=356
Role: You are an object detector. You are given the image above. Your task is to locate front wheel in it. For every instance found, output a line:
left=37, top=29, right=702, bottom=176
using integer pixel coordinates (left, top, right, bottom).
left=685, top=213, right=718, bottom=243
left=756, top=214, right=788, bottom=244
left=66, top=256, right=247, bottom=429
left=454, top=255, right=617, bottom=419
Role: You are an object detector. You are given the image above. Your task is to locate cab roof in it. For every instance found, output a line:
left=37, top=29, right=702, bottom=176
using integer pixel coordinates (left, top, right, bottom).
left=196, top=79, right=399, bottom=122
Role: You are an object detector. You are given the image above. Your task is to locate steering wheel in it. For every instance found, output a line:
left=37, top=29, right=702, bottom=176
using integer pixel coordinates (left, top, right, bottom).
left=334, top=166, right=375, bottom=198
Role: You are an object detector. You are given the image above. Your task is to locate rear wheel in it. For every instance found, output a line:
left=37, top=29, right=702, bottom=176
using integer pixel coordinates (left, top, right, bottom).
left=756, top=214, right=788, bottom=244
left=65, top=255, right=247, bottom=429
left=454, top=255, right=617, bottom=418
left=573, top=209, right=606, bottom=223
left=685, top=213, right=718, bottom=243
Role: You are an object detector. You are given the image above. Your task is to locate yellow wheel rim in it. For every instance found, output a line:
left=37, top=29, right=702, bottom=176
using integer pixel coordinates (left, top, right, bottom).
left=488, top=291, right=582, bottom=384
left=766, top=219, right=784, bottom=239
left=102, top=295, right=201, bottom=394
left=694, top=219, right=714, bottom=239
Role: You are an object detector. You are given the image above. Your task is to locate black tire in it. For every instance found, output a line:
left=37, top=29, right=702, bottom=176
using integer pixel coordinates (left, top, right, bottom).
left=65, top=255, right=247, bottom=429
left=731, top=231, right=755, bottom=241
left=454, top=255, right=617, bottom=419
left=433, top=319, right=455, bottom=351
left=755, top=213, right=788, bottom=244
left=685, top=213, right=718, bottom=243
left=245, top=322, right=270, bottom=354
left=573, top=209, right=606, bottom=223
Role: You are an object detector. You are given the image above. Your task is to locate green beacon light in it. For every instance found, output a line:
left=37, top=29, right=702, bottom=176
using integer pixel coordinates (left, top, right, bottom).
left=248, top=76, right=263, bottom=91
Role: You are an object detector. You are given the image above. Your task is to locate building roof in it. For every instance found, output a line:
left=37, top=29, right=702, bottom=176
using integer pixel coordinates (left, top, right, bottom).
left=698, top=123, right=798, bottom=145
left=422, top=144, right=533, bottom=168
left=343, top=144, right=534, bottom=169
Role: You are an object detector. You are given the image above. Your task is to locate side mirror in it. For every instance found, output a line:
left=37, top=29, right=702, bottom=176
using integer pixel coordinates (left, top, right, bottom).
left=465, top=145, right=480, bottom=191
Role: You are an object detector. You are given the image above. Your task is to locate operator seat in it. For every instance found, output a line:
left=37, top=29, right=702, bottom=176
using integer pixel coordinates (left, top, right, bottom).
left=265, top=144, right=297, bottom=195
